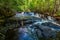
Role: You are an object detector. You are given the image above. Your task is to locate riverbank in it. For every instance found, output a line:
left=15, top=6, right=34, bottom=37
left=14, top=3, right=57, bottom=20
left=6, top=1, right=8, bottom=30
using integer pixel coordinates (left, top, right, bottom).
left=53, top=16, right=60, bottom=24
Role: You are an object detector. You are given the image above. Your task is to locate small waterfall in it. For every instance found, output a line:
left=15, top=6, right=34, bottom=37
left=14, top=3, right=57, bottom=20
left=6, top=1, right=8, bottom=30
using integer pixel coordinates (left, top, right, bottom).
left=35, top=13, right=40, bottom=17
left=6, top=12, right=60, bottom=40
left=24, top=12, right=35, bottom=16
left=47, top=16, right=55, bottom=22
left=15, top=12, right=55, bottom=25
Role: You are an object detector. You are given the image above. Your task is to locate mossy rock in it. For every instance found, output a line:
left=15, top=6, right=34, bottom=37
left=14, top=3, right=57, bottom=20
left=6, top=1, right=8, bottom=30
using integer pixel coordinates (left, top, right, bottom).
left=0, top=7, right=15, bottom=19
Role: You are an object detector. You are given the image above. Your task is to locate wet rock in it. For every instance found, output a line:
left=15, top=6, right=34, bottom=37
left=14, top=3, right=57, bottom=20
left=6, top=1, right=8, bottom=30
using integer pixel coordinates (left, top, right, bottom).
left=5, top=13, right=60, bottom=40
left=17, top=27, right=39, bottom=40
left=32, top=24, right=56, bottom=38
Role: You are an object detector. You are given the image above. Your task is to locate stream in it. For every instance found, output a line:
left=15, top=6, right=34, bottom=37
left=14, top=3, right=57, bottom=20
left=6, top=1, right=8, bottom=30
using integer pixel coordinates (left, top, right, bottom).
left=6, top=12, right=60, bottom=40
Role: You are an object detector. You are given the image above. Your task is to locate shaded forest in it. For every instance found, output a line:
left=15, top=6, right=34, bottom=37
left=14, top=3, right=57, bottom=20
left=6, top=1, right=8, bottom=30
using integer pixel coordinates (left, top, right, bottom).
left=0, top=0, right=60, bottom=40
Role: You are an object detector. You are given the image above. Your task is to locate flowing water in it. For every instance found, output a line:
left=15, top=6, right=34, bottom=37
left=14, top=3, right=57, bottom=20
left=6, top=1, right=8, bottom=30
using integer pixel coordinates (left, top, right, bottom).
left=6, top=12, right=60, bottom=40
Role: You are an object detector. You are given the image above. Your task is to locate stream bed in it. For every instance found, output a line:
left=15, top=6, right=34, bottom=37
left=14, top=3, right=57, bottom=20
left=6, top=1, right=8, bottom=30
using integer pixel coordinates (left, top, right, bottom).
left=5, top=12, right=60, bottom=40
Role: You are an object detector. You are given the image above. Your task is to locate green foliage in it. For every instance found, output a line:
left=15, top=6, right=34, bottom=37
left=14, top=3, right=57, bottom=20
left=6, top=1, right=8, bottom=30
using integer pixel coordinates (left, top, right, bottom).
left=0, top=0, right=60, bottom=40
left=0, top=0, right=59, bottom=16
left=0, top=0, right=16, bottom=25
left=15, top=0, right=60, bottom=16
left=0, top=0, right=60, bottom=16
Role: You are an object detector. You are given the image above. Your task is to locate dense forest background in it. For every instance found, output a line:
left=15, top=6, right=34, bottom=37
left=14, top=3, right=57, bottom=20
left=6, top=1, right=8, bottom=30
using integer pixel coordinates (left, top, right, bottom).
left=0, top=0, right=60, bottom=40
left=0, top=0, right=60, bottom=16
